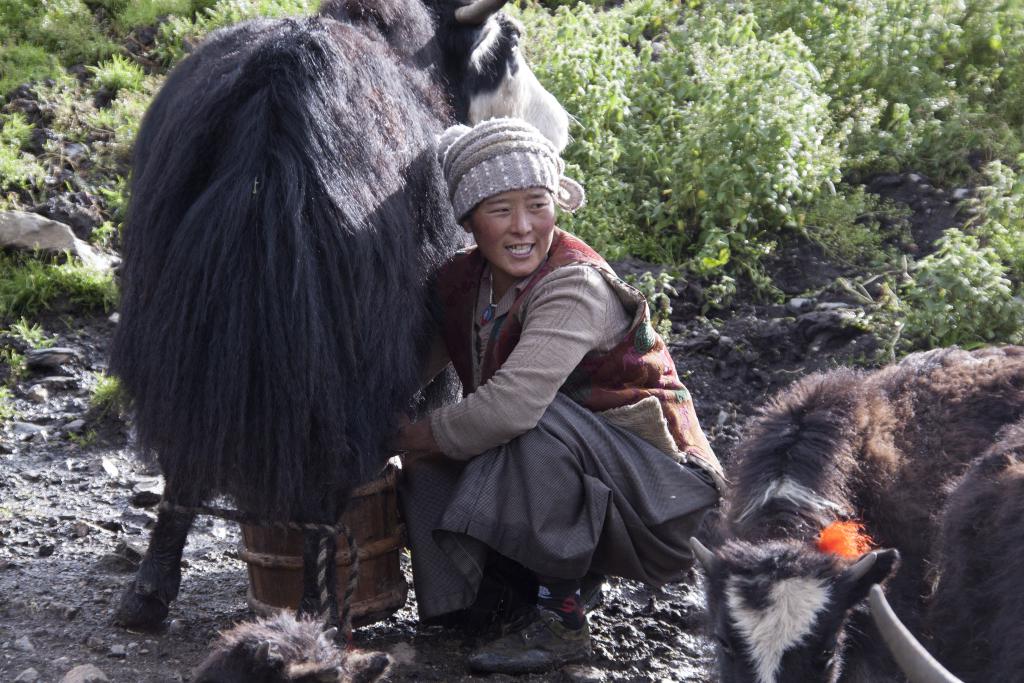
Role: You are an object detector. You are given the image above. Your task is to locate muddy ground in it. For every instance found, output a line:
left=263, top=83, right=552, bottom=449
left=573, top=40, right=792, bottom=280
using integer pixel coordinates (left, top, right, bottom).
left=0, top=171, right=966, bottom=682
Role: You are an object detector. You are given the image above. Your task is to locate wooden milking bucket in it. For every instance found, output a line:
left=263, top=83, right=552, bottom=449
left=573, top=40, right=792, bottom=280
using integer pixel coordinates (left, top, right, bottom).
left=239, top=465, right=407, bottom=626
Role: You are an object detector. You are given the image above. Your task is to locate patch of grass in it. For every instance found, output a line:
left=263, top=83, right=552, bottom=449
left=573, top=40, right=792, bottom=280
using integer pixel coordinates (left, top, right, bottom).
left=0, top=112, right=45, bottom=189
left=0, top=253, right=119, bottom=321
left=89, top=372, right=127, bottom=418
left=0, top=347, right=27, bottom=383
left=67, top=428, right=98, bottom=447
left=87, top=54, right=146, bottom=95
left=0, top=41, right=60, bottom=98
left=115, top=0, right=193, bottom=29
left=7, top=317, right=55, bottom=348
left=156, top=0, right=319, bottom=64
left=23, top=0, right=118, bottom=65
left=798, top=187, right=911, bottom=267
left=0, top=386, right=16, bottom=422
left=85, top=77, right=161, bottom=168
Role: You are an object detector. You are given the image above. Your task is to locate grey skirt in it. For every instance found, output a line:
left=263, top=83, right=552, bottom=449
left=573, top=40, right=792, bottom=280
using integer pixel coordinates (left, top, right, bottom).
left=398, top=393, right=720, bottom=619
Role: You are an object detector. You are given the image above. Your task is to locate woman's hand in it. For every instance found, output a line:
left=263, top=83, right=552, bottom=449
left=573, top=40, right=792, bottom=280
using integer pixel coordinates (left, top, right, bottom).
left=390, top=413, right=441, bottom=459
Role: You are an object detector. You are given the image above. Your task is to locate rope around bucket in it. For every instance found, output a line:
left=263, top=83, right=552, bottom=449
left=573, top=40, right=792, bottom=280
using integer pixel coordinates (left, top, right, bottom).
left=157, top=499, right=360, bottom=639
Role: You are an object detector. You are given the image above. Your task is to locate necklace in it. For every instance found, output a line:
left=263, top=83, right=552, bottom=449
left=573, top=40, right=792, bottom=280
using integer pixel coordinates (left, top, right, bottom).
left=481, top=279, right=496, bottom=324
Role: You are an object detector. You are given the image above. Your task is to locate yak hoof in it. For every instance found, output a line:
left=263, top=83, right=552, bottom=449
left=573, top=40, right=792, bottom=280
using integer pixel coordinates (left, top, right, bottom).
left=114, top=581, right=170, bottom=629
left=114, top=586, right=169, bottom=629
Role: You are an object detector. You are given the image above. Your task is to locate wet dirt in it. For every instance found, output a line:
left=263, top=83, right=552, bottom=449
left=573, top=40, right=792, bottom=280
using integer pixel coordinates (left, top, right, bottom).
left=0, top=172, right=966, bottom=682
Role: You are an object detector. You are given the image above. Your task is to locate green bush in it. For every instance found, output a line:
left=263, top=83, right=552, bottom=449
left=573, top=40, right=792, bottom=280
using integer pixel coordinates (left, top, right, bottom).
left=899, top=229, right=1023, bottom=348
left=965, top=156, right=1024, bottom=283
left=748, top=0, right=1023, bottom=182
left=520, top=1, right=842, bottom=282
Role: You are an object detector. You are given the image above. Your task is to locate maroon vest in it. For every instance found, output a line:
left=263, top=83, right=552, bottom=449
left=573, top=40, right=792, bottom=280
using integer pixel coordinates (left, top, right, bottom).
left=435, top=230, right=720, bottom=478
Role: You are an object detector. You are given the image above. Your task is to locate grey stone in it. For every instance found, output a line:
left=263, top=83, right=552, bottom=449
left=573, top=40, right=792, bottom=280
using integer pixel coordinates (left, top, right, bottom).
left=814, top=302, right=854, bottom=311
left=14, top=635, right=34, bottom=652
left=108, top=643, right=127, bottom=658
left=562, top=665, right=606, bottom=682
left=952, top=188, right=971, bottom=201
left=25, top=347, right=80, bottom=370
left=13, top=422, right=48, bottom=441
left=63, top=419, right=87, bottom=433
left=0, top=210, right=114, bottom=271
left=786, top=297, right=815, bottom=314
left=130, top=476, right=164, bottom=507
left=25, top=384, right=49, bottom=403
left=31, top=375, right=79, bottom=391
left=61, top=664, right=110, bottom=683
left=13, top=668, right=39, bottom=682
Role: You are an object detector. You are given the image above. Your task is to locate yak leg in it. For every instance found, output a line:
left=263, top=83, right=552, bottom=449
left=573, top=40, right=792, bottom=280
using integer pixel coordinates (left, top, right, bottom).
left=297, top=529, right=340, bottom=629
left=114, top=506, right=194, bottom=629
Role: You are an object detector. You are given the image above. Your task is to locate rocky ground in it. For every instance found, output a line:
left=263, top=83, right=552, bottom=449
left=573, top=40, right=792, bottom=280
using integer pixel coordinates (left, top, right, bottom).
left=0, top=171, right=968, bottom=682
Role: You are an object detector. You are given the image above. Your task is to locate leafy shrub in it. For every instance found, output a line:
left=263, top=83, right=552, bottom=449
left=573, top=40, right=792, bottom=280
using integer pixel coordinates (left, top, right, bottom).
left=899, top=229, right=1023, bottom=348
left=520, top=1, right=842, bottom=283
left=964, top=156, right=1024, bottom=283
left=624, top=271, right=677, bottom=337
left=747, top=0, right=1023, bottom=182
left=88, top=54, right=147, bottom=94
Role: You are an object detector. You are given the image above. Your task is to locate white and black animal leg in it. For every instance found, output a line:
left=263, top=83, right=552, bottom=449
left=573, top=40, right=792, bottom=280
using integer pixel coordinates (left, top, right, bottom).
left=114, top=503, right=195, bottom=629
left=297, top=529, right=340, bottom=631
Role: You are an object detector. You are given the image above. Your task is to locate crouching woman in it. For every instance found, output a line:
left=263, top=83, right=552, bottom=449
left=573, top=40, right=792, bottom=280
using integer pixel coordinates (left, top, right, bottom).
left=392, top=118, right=723, bottom=674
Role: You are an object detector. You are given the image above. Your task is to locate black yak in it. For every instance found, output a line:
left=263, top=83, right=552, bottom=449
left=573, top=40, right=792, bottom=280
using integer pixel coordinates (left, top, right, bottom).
left=110, top=0, right=569, bottom=630
left=690, top=346, right=1024, bottom=682
left=192, top=612, right=391, bottom=683
left=870, top=416, right=1024, bottom=683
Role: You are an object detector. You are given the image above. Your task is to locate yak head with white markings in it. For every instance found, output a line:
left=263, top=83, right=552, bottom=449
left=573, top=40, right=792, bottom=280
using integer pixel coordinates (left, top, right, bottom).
left=694, top=538, right=899, bottom=683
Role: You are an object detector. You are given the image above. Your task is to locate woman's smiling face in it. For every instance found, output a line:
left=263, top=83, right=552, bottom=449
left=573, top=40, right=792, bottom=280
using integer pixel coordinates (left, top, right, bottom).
left=463, top=187, right=556, bottom=299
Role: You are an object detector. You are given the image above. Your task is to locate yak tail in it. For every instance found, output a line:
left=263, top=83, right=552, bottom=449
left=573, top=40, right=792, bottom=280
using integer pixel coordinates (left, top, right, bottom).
left=111, top=15, right=458, bottom=521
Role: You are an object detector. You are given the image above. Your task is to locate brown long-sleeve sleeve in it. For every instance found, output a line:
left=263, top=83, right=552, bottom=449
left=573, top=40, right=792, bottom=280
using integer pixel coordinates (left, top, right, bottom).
left=429, top=264, right=632, bottom=459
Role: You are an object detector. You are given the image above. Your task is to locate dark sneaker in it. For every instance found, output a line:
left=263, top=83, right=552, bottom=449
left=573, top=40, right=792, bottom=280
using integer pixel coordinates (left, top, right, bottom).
left=467, top=608, right=592, bottom=674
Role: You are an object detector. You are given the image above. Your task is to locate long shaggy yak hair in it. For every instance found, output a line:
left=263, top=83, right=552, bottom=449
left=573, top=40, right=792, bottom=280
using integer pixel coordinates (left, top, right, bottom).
left=110, top=9, right=463, bottom=522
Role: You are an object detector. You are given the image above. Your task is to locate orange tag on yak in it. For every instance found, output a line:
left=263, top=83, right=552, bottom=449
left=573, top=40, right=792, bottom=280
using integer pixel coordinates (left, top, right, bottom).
left=816, top=521, right=874, bottom=558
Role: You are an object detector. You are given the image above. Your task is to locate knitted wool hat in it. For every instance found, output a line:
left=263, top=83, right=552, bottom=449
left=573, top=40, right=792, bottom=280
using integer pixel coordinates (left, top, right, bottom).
left=438, top=118, right=585, bottom=222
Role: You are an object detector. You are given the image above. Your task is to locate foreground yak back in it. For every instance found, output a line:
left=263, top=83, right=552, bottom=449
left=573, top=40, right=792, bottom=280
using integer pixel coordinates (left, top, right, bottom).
left=691, top=346, right=1024, bottom=683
